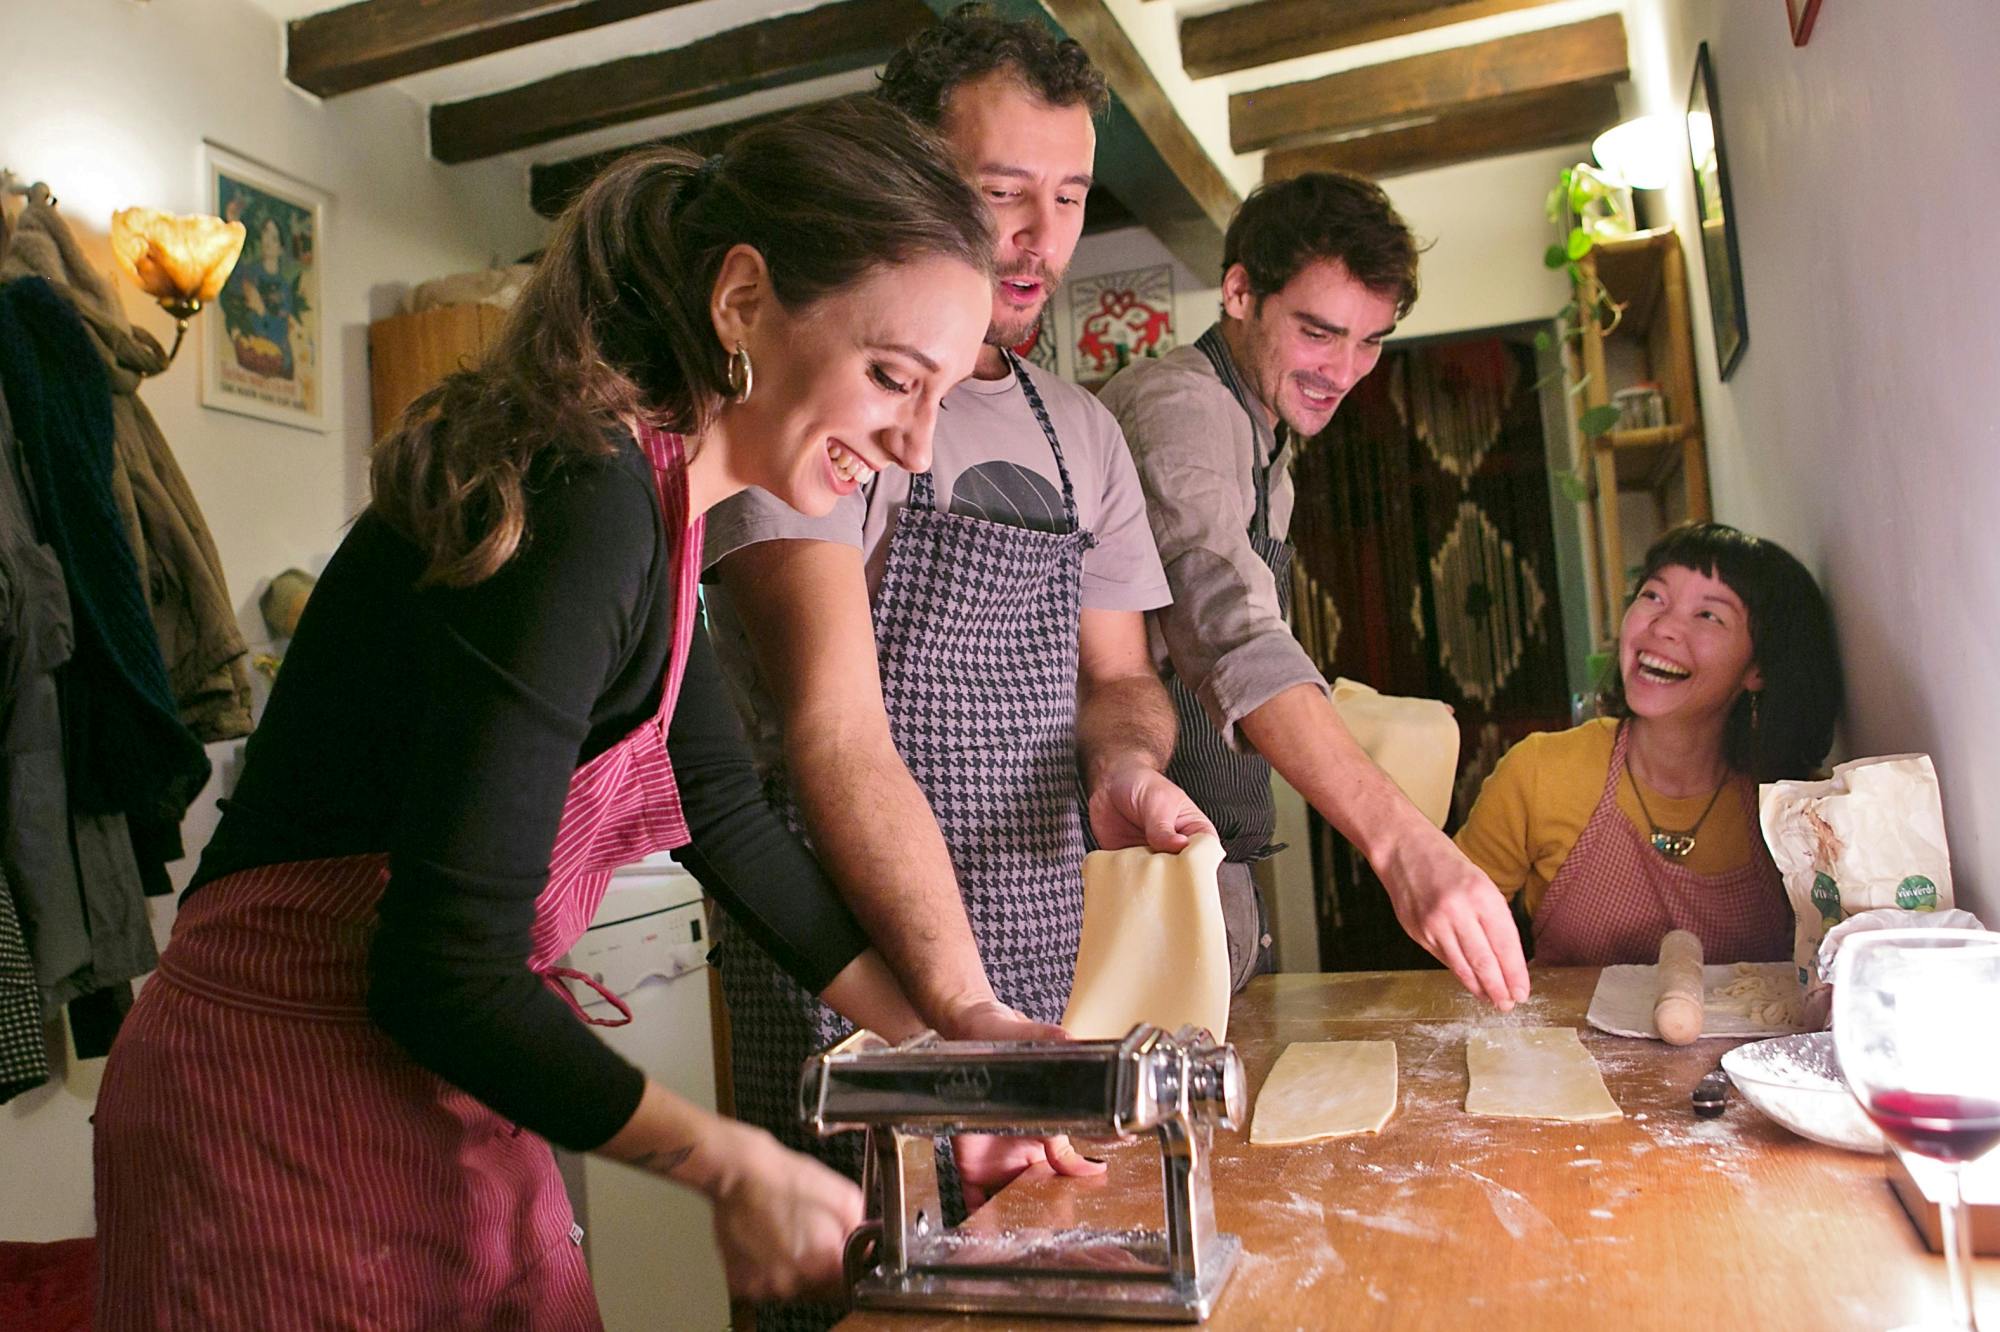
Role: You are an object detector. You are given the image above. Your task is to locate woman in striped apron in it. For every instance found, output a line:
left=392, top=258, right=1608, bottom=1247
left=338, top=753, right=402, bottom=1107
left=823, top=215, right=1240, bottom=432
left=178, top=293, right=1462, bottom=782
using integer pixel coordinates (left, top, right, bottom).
left=93, top=105, right=995, bottom=1331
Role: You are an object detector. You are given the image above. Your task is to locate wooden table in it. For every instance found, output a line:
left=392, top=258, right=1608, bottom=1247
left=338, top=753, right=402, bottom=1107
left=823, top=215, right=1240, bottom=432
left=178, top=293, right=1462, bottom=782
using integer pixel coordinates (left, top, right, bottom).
left=838, top=968, right=2000, bottom=1330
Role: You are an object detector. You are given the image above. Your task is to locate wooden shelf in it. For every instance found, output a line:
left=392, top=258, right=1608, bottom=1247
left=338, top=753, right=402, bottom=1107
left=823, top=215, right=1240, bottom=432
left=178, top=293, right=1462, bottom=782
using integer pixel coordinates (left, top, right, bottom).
left=1601, top=424, right=1688, bottom=449
left=1588, top=227, right=1673, bottom=339
left=1571, top=227, right=1712, bottom=632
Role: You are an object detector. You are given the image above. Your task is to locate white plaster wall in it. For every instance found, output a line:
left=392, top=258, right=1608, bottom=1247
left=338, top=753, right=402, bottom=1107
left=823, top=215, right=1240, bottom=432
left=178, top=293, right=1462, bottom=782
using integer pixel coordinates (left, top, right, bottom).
left=0, top=0, right=546, bottom=1241
left=1378, top=146, right=1579, bottom=342
left=1619, top=0, right=2000, bottom=923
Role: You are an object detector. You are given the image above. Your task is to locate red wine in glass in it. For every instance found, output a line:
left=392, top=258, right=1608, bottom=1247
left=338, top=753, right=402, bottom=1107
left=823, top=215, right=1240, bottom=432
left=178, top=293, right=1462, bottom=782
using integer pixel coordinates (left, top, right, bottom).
left=1866, top=1090, right=2000, bottom=1164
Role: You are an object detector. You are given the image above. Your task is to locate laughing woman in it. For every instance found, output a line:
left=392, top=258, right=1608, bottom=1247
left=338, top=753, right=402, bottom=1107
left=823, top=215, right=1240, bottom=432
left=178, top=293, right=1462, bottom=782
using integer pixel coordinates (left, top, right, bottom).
left=93, top=102, right=994, bottom=1331
left=1455, top=523, right=1842, bottom=966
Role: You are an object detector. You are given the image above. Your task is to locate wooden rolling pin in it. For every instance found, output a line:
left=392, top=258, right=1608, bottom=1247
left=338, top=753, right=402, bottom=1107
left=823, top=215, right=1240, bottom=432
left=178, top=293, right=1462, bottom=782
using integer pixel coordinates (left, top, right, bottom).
left=1654, top=929, right=1705, bottom=1045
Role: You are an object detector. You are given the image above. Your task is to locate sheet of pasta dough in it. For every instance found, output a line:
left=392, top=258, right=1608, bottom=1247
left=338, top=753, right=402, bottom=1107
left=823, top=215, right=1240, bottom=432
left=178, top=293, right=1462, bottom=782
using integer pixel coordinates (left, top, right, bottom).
left=1331, top=678, right=1459, bottom=829
left=1061, top=834, right=1230, bottom=1043
left=1250, top=1041, right=1398, bottom=1146
left=1464, top=1027, right=1621, bottom=1122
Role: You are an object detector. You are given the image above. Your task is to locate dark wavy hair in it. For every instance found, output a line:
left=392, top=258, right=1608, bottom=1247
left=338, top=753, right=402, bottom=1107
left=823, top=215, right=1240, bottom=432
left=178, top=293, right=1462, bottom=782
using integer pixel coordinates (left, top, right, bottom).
left=370, top=100, right=992, bottom=587
left=878, top=2, right=1108, bottom=126
left=1600, top=522, right=1843, bottom=782
left=1223, top=171, right=1424, bottom=316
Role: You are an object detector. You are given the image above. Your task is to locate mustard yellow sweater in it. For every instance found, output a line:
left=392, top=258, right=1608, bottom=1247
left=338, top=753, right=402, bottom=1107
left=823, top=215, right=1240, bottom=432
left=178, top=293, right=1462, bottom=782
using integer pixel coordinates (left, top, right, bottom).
left=1454, top=718, right=1763, bottom=920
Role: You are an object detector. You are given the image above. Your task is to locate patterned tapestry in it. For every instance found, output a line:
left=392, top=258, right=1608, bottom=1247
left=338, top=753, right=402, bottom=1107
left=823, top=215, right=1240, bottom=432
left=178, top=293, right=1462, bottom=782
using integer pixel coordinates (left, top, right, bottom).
left=1288, top=333, right=1569, bottom=972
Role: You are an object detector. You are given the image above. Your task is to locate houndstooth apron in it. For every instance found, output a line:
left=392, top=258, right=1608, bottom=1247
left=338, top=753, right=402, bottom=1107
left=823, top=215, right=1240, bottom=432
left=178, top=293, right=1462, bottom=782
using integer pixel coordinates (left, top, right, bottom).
left=719, top=354, right=1094, bottom=1331
left=1161, top=326, right=1293, bottom=984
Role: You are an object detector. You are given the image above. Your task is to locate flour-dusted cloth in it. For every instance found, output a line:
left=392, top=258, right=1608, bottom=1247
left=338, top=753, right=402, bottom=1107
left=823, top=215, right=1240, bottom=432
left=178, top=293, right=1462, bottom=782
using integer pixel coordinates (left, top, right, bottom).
left=1585, top=961, right=1808, bottom=1040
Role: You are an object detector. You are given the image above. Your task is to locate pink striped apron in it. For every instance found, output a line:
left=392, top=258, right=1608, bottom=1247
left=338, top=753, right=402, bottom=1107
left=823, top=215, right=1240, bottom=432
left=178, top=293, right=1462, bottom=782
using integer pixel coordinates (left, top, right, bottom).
left=93, top=426, right=703, bottom=1331
left=1532, top=721, right=1793, bottom=966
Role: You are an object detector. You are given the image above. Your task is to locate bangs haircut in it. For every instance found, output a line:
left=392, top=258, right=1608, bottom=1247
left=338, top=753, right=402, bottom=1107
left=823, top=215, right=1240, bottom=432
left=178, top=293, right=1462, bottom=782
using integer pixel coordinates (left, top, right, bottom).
left=1599, top=522, right=1843, bottom=782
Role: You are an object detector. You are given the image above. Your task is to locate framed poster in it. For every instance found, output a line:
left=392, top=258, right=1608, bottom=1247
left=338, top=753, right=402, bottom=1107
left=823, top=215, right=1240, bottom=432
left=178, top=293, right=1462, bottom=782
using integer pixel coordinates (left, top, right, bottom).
left=1686, top=44, right=1748, bottom=381
left=202, top=143, right=330, bottom=431
left=1069, top=264, right=1175, bottom=385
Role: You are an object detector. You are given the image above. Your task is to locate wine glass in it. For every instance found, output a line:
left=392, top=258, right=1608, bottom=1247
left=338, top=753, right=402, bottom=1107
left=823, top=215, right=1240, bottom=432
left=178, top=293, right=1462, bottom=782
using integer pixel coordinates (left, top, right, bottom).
left=1833, top=928, right=2000, bottom=1331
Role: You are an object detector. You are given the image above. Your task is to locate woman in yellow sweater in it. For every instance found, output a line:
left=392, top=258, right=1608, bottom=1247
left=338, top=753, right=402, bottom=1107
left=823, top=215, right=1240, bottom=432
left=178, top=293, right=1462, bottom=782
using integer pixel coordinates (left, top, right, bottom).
left=1456, top=523, right=1841, bottom=965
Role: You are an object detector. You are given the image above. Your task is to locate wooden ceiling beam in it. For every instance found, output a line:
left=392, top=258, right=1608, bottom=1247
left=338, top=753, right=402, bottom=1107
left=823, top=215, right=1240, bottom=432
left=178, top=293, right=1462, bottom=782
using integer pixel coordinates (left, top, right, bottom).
left=1229, top=12, right=1628, bottom=154
left=287, top=0, right=702, bottom=98
left=1262, top=83, right=1622, bottom=182
left=1182, top=0, right=1562, bottom=80
left=529, top=93, right=1138, bottom=231
left=429, top=0, right=932, bottom=163
left=529, top=102, right=841, bottom=218
left=1027, top=0, right=1239, bottom=277
left=1038, top=0, right=1239, bottom=234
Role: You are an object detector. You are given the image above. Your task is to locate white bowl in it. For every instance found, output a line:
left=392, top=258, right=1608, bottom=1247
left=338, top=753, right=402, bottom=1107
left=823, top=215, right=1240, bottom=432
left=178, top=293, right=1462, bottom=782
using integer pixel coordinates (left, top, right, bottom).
left=1720, top=1032, right=1887, bottom=1155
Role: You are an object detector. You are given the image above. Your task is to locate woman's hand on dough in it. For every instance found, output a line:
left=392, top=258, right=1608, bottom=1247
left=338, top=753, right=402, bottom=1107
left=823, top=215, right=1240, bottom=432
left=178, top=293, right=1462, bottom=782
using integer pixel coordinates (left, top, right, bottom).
left=706, top=1120, right=864, bottom=1302
left=1376, top=824, right=1531, bottom=1011
left=1087, top=764, right=1216, bottom=853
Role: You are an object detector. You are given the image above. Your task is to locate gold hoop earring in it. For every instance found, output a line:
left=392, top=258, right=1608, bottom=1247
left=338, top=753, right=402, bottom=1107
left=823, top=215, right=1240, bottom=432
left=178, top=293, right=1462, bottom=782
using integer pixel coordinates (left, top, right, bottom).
left=726, top=342, right=754, bottom=405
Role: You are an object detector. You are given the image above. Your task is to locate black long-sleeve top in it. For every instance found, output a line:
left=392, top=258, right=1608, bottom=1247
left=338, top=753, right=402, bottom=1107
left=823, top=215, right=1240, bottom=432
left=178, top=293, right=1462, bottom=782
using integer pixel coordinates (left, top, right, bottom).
left=192, top=435, right=870, bottom=1150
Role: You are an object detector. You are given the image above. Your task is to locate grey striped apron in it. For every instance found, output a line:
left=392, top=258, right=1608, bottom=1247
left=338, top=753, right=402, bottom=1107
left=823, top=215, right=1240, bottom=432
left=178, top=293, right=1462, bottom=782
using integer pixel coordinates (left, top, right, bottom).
left=718, top=353, right=1094, bottom=1331
left=1162, top=326, right=1295, bottom=984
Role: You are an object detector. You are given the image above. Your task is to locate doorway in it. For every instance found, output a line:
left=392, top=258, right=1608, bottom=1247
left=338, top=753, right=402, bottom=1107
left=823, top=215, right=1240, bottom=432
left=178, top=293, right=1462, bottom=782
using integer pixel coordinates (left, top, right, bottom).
left=1287, top=324, right=1576, bottom=972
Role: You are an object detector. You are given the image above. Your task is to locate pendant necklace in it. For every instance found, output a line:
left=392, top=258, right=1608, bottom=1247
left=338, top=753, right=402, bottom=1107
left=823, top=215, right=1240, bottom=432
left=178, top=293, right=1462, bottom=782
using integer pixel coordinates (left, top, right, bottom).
left=1627, top=761, right=1726, bottom=861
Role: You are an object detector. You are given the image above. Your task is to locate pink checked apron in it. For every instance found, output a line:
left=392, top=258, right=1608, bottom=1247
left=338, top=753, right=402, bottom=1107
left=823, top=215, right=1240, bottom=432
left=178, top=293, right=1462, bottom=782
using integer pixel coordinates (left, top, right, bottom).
left=93, top=427, right=703, bottom=1331
left=1532, top=721, right=1792, bottom=966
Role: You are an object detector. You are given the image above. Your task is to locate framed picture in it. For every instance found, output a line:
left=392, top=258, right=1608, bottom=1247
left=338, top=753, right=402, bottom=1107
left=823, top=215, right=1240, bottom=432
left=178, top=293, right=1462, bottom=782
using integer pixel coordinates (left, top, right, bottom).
left=202, top=143, right=330, bottom=432
left=1068, top=263, right=1175, bottom=386
left=1785, top=0, right=1822, bottom=46
left=1686, top=44, right=1748, bottom=381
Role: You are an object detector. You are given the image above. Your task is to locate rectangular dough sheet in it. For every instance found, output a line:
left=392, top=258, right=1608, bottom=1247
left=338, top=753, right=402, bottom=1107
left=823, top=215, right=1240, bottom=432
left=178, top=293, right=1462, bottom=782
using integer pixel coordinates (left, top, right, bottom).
left=1250, top=1041, right=1398, bottom=1146
left=1464, top=1027, right=1620, bottom=1122
left=1061, top=834, right=1230, bottom=1043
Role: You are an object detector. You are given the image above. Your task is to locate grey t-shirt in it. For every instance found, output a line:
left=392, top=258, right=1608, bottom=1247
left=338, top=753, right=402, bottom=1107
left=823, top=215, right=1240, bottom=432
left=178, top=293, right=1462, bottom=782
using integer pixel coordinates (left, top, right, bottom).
left=704, top=358, right=1172, bottom=770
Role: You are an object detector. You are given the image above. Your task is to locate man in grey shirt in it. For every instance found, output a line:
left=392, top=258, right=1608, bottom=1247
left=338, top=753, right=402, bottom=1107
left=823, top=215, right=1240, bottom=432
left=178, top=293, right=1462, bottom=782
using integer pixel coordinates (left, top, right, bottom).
left=703, top=15, right=1210, bottom=1304
left=1100, top=172, right=1530, bottom=1010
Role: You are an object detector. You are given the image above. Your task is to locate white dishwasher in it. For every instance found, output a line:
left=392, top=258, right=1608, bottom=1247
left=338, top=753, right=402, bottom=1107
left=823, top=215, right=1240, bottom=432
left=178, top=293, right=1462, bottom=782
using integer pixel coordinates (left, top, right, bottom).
left=557, top=853, right=729, bottom=1332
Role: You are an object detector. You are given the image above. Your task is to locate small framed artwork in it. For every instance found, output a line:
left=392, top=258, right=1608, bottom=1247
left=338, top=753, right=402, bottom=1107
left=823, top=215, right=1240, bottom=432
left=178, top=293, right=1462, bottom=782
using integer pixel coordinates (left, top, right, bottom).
left=1068, top=263, right=1175, bottom=386
left=1785, top=0, right=1822, bottom=46
left=202, top=142, right=330, bottom=432
left=1686, top=44, right=1749, bottom=381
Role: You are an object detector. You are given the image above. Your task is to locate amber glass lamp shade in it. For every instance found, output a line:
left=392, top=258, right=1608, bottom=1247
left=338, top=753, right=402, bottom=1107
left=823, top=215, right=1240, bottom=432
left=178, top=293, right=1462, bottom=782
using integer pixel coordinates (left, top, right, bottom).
left=109, top=207, right=246, bottom=364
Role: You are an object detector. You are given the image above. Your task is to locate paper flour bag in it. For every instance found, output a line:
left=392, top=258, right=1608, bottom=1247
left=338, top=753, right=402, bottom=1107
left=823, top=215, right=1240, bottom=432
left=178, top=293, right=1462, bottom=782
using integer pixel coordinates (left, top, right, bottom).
left=1759, top=755, right=1955, bottom=1017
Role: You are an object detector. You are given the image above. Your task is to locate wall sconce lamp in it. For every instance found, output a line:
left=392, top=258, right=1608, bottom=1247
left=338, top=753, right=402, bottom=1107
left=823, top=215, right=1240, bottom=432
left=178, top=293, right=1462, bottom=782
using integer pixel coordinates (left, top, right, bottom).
left=109, top=207, right=246, bottom=367
left=1590, top=114, right=1682, bottom=192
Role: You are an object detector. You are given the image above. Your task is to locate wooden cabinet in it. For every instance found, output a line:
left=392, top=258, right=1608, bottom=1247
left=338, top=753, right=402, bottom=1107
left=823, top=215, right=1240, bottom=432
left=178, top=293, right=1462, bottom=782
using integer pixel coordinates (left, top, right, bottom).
left=367, top=303, right=508, bottom=441
left=1572, top=227, right=1712, bottom=637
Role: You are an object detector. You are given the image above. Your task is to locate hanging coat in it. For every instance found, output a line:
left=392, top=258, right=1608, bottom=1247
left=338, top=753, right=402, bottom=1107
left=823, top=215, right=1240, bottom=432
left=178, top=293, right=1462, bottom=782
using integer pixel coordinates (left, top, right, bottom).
left=0, top=368, right=157, bottom=1024
left=1, top=197, right=252, bottom=741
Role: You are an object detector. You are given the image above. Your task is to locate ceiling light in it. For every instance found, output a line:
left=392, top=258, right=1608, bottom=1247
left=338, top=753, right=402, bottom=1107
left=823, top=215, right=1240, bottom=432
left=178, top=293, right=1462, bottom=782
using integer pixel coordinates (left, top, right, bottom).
left=1591, top=114, right=1681, bottom=191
